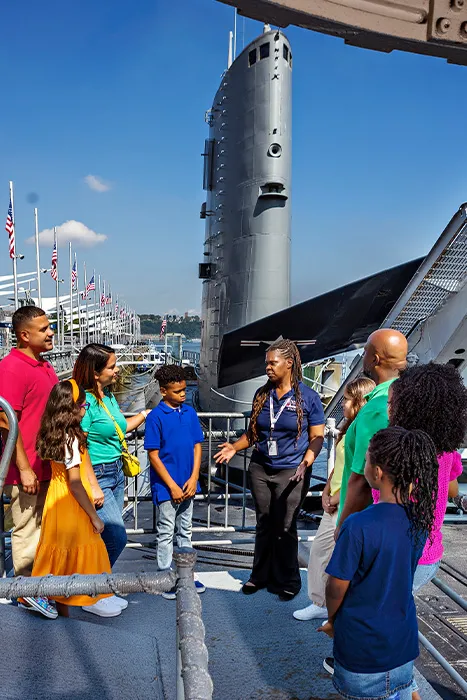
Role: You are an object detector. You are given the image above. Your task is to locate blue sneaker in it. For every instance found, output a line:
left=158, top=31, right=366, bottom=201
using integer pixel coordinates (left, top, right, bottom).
left=19, top=596, right=58, bottom=619
left=194, top=580, right=206, bottom=594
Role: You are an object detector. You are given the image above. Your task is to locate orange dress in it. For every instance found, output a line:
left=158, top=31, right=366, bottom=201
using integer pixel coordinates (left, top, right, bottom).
left=32, top=445, right=111, bottom=606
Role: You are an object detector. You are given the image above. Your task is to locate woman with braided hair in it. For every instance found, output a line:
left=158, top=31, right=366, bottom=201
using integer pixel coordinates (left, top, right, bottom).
left=320, top=427, right=439, bottom=700
left=215, top=339, right=325, bottom=600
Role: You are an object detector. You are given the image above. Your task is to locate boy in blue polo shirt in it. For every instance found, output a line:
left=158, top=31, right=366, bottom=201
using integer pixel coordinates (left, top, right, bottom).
left=145, top=365, right=205, bottom=599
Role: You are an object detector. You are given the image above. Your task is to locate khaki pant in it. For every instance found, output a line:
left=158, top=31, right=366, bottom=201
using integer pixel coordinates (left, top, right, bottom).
left=3, top=483, right=49, bottom=577
left=307, top=509, right=338, bottom=607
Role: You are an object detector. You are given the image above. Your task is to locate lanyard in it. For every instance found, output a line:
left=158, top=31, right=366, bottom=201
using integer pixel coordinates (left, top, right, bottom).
left=269, top=393, right=292, bottom=435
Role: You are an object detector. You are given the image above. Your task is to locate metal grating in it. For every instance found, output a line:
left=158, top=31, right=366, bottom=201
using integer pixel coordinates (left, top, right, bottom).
left=391, top=225, right=467, bottom=336
left=324, top=205, right=467, bottom=421
left=440, top=615, right=467, bottom=643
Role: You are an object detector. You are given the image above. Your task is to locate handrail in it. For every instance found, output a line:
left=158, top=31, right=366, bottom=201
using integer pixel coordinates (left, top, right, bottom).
left=0, top=549, right=212, bottom=700
left=0, top=396, right=18, bottom=495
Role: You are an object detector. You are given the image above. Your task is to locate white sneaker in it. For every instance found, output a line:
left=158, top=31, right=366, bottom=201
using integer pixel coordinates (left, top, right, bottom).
left=293, top=603, right=328, bottom=621
left=82, top=597, right=122, bottom=618
left=109, top=594, right=128, bottom=610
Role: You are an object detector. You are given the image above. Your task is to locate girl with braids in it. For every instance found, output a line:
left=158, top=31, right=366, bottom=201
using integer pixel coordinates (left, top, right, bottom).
left=319, top=427, right=439, bottom=700
left=215, top=339, right=325, bottom=600
left=293, top=377, right=375, bottom=621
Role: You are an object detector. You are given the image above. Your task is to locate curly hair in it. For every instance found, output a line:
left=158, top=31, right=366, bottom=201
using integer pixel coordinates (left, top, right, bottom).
left=155, top=364, right=186, bottom=388
left=248, top=339, right=303, bottom=445
left=36, top=381, right=87, bottom=463
left=368, top=426, right=439, bottom=547
left=390, top=362, right=467, bottom=455
left=338, top=376, right=376, bottom=444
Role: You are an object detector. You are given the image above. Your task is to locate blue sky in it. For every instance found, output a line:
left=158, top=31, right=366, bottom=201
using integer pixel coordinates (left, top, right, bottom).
left=1, top=0, right=466, bottom=314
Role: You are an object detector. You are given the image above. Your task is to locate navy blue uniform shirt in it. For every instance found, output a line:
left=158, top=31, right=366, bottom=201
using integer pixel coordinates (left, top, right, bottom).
left=326, top=503, right=425, bottom=674
left=251, top=381, right=325, bottom=469
left=144, top=402, right=204, bottom=505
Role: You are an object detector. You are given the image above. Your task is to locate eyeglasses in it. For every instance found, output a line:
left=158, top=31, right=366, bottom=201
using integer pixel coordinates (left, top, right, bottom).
left=80, top=402, right=90, bottom=410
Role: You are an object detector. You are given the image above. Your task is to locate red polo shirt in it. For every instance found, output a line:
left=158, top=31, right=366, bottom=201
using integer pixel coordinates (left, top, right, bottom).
left=0, top=348, right=58, bottom=484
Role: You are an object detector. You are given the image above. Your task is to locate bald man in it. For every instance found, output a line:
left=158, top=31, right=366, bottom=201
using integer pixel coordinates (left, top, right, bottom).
left=335, top=329, right=408, bottom=536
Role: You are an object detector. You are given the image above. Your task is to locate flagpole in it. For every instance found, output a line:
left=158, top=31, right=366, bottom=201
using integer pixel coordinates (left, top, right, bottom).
left=76, top=255, right=82, bottom=347
left=9, top=182, right=18, bottom=310
left=54, top=227, right=60, bottom=348
left=92, top=268, right=97, bottom=343
left=34, top=208, right=42, bottom=308
left=69, top=242, right=73, bottom=347
left=97, top=275, right=101, bottom=344
left=83, top=262, right=89, bottom=344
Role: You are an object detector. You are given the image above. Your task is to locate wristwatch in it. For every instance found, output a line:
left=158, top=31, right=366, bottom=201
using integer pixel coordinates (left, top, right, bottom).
left=141, top=410, right=149, bottom=419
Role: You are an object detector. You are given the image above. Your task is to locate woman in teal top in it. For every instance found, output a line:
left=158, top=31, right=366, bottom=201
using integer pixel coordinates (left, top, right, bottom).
left=73, top=344, right=148, bottom=586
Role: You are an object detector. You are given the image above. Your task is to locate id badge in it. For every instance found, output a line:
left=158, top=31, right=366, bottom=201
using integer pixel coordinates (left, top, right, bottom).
left=267, top=440, right=278, bottom=456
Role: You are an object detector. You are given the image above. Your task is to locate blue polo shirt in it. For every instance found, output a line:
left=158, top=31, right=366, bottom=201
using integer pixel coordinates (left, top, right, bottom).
left=251, top=381, right=325, bottom=469
left=326, top=503, right=425, bottom=673
left=144, top=401, right=204, bottom=504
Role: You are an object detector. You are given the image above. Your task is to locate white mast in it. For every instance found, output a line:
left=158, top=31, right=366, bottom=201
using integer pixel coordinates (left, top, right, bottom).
left=9, top=181, right=18, bottom=310
left=227, top=31, right=233, bottom=69
left=54, top=227, right=60, bottom=348
left=83, top=261, right=89, bottom=344
left=34, top=208, right=42, bottom=308
left=69, top=242, right=73, bottom=347
left=92, top=268, right=97, bottom=343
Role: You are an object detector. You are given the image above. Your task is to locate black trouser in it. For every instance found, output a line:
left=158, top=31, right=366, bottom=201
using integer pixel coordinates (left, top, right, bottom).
left=248, top=460, right=311, bottom=594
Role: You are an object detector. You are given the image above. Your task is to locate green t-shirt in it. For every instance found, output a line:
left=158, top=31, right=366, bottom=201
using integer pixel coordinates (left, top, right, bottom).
left=337, top=379, right=395, bottom=524
left=81, top=391, right=127, bottom=466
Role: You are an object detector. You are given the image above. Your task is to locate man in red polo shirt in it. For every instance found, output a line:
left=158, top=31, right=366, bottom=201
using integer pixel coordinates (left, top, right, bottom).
left=0, top=306, right=58, bottom=618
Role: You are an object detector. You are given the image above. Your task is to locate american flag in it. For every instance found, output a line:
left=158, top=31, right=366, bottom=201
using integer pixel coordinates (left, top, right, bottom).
left=115, top=301, right=119, bottom=313
left=160, top=318, right=167, bottom=339
left=71, top=256, right=78, bottom=289
left=81, top=274, right=95, bottom=299
left=5, top=197, right=15, bottom=259
left=51, top=242, right=58, bottom=280
left=120, top=308, right=125, bottom=318
left=100, top=292, right=106, bottom=307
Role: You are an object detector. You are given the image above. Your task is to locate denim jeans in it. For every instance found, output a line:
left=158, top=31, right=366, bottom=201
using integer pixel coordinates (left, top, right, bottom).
left=156, top=498, right=193, bottom=570
left=93, top=458, right=127, bottom=567
left=333, top=660, right=413, bottom=700
left=413, top=561, right=440, bottom=593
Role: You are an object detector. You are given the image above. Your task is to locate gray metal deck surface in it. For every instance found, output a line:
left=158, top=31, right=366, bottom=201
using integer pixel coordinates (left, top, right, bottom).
left=0, top=562, right=441, bottom=700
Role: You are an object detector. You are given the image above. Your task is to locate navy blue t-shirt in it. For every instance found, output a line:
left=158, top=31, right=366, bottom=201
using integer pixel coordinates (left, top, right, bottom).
left=326, top=503, right=425, bottom=673
left=251, top=381, right=325, bottom=469
left=144, top=402, right=204, bottom=505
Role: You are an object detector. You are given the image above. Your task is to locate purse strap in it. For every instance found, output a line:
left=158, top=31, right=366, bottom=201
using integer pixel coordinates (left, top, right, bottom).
left=99, top=398, right=129, bottom=451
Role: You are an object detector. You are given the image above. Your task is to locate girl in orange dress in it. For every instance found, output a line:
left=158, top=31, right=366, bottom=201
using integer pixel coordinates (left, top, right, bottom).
left=32, top=379, right=121, bottom=617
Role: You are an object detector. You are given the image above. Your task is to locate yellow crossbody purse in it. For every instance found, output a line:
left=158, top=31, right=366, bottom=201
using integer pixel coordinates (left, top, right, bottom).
left=100, top=400, right=141, bottom=478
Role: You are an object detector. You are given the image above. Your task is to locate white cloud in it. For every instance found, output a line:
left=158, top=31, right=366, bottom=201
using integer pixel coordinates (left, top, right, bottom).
left=84, top=174, right=111, bottom=192
left=27, top=220, right=107, bottom=247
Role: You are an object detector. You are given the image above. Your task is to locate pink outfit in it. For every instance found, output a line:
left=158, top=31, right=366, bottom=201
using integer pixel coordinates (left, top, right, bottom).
left=372, top=451, right=463, bottom=565
left=0, top=348, right=58, bottom=484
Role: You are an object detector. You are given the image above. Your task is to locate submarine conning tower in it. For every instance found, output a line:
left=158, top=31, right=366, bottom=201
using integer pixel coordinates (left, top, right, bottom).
left=199, top=25, right=292, bottom=414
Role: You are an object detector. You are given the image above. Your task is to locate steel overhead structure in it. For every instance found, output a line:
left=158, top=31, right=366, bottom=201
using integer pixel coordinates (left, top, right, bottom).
left=218, top=0, right=467, bottom=65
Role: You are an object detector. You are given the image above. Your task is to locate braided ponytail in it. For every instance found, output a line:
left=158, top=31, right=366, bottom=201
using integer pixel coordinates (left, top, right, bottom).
left=247, top=339, right=304, bottom=445
left=368, top=427, right=439, bottom=547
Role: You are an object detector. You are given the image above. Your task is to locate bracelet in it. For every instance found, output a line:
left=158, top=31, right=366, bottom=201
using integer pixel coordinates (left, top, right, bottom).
left=140, top=410, right=149, bottom=419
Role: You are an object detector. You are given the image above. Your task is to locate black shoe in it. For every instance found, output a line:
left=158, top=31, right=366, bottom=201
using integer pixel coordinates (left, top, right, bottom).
left=241, top=581, right=263, bottom=595
left=277, top=590, right=298, bottom=602
left=323, top=657, right=334, bottom=675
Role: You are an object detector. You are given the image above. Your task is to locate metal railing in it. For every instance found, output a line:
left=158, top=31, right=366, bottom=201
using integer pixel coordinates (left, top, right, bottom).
left=0, top=398, right=212, bottom=700
left=121, top=412, right=335, bottom=544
